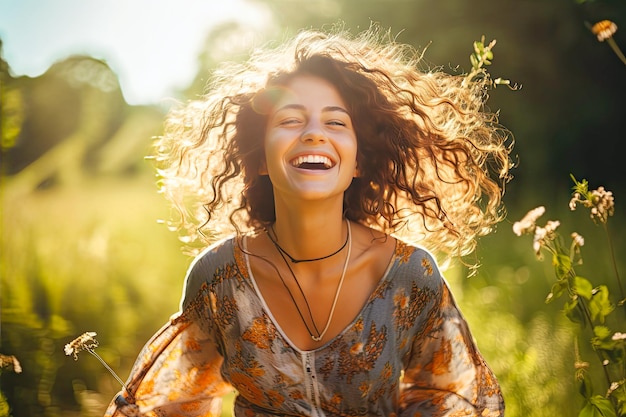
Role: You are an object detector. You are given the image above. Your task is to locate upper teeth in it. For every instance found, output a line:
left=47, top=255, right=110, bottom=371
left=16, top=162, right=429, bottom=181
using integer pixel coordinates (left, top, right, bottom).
left=291, top=155, right=333, bottom=168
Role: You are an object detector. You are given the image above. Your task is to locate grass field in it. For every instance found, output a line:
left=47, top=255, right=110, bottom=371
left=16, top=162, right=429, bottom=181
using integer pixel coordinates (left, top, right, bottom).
left=1, top=174, right=623, bottom=416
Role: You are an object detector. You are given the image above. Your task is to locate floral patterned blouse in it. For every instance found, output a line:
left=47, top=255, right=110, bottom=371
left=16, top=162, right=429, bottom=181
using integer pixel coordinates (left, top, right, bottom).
left=105, top=236, right=504, bottom=417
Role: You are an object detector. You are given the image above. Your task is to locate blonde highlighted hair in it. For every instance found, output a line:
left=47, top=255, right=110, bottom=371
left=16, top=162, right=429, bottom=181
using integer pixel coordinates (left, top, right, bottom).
left=154, top=24, right=514, bottom=265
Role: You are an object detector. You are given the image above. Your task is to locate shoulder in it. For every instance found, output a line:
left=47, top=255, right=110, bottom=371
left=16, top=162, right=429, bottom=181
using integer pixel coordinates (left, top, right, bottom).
left=391, top=238, right=445, bottom=289
left=181, top=236, right=238, bottom=303
left=188, top=236, right=238, bottom=273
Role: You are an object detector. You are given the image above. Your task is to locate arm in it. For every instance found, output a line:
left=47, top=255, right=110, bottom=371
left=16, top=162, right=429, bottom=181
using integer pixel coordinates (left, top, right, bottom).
left=104, top=248, right=234, bottom=417
left=399, top=259, right=504, bottom=416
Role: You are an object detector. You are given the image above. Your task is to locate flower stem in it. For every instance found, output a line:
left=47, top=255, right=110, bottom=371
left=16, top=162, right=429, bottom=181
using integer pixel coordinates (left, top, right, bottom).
left=87, top=349, right=127, bottom=391
left=606, top=38, right=626, bottom=66
left=576, top=297, right=614, bottom=389
left=604, top=223, right=625, bottom=303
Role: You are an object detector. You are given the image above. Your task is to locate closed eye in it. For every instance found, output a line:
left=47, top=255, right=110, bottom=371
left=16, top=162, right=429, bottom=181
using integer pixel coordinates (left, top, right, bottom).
left=279, top=118, right=303, bottom=126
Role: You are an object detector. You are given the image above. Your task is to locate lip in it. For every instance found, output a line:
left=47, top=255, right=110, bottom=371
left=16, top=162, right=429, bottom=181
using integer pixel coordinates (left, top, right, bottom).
left=289, top=153, right=336, bottom=170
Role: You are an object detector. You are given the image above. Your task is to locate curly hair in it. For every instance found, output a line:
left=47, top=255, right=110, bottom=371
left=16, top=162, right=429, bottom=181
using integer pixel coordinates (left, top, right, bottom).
left=154, top=25, right=514, bottom=264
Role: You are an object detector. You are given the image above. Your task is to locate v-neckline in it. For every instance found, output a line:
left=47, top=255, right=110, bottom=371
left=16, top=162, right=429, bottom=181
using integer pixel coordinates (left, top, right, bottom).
left=236, top=236, right=398, bottom=353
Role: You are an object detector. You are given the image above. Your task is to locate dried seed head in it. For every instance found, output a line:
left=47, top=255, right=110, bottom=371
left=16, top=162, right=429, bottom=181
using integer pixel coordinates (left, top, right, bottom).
left=65, top=332, right=99, bottom=360
left=570, top=232, right=585, bottom=248
left=574, top=359, right=589, bottom=381
left=0, top=354, right=22, bottom=373
left=590, top=187, right=614, bottom=224
left=570, top=185, right=614, bottom=224
left=592, top=20, right=618, bottom=42
left=568, top=193, right=581, bottom=211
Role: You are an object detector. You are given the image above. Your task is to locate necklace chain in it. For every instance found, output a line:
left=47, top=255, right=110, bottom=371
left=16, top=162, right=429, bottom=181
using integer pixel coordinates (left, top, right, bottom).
left=270, top=220, right=352, bottom=342
left=268, top=223, right=349, bottom=263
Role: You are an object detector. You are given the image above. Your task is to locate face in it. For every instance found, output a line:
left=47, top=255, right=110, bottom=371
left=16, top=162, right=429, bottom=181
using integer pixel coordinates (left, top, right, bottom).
left=263, top=75, right=358, bottom=202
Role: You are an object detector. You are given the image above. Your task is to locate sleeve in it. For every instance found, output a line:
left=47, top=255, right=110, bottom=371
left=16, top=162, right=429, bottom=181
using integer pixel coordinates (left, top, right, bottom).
left=104, top=250, right=234, bottom=417
left=399, top=254, right=504, bottom=417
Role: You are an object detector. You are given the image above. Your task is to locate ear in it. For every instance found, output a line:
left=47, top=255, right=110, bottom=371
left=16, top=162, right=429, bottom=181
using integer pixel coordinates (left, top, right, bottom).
left=353, top=162, right=360, bottom=178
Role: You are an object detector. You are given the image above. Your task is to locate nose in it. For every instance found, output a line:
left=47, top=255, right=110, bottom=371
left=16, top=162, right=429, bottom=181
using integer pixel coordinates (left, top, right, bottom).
left=300, top=125, right=327, bottom=144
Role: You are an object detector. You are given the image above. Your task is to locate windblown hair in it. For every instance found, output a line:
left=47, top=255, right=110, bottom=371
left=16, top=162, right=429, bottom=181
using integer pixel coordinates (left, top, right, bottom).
left=155, top=25, right=514, bottom=264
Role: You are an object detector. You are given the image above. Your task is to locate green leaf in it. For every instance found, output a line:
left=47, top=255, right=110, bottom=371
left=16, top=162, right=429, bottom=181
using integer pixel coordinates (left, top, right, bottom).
left=571, top=174, right=590, bottom=196
left=564, top=298, right=585, bottom=324
left=589, top=286, right=615, bottom=324
left=578, top=396, right=618, bottom=417
left=549, top=280, right=568, bottom=302
left=594, top=326, right=612, bottom=340
left=578, top=402, right=598, bottom=417
left=470, top=55, right=478, bottom=68
left=590, top=395, right=617, bottom=417
left=591, top=326, right=618, bottom=350
left=554, top=253, right=573, bottom=280
left=575, top=276, right=594, bottom=300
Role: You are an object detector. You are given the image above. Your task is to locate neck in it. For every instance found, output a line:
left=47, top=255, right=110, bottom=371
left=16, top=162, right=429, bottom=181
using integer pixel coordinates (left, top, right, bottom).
left=272, top=199, right=346, bottom=264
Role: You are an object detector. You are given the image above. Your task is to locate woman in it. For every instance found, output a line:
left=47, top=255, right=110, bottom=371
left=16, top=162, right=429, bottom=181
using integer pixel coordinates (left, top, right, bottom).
left=106, top=25, right=512, bottom=417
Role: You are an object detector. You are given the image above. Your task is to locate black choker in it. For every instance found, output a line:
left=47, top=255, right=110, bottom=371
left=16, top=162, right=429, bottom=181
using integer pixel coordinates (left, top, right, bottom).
left=267, top=222, right=349, bottom=263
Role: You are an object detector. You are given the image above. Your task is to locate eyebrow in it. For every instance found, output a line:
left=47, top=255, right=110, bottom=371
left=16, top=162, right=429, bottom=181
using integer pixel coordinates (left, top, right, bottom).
left=274, top=104, right=350, bottom=115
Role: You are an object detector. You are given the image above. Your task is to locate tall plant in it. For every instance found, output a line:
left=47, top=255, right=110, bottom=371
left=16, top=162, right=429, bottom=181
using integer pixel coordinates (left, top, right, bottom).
left=513, top=176, right=625, bottom=416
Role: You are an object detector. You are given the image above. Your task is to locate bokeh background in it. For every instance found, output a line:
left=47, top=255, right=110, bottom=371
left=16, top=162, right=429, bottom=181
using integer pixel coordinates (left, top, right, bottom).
left=1, top=0, right=625, bottom=416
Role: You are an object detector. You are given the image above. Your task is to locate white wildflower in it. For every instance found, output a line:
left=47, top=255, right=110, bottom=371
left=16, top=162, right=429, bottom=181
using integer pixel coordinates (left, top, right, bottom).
left=571, top=232, right=585, bottom=247
left=513, top=206, right=545, bottom=236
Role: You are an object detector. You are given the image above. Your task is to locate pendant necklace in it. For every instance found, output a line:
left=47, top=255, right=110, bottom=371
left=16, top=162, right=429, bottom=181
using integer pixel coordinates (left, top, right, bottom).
left=269, top=220, right=352, bottom=342
left=268, top=222, right=349, bottom=263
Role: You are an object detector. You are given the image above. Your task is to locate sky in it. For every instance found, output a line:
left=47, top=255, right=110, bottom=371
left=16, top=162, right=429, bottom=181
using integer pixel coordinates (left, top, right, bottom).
left=0, top=0, right=273, bottom=104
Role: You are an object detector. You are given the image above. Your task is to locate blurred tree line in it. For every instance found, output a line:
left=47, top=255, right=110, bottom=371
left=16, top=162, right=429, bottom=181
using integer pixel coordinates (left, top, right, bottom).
left=1, top=0, right=625, bottom=416
left=247, top=0, right=626, bottom=209
left=1, top=49, right=164, bottom=191
left=4, top=0, right=625, bottom=203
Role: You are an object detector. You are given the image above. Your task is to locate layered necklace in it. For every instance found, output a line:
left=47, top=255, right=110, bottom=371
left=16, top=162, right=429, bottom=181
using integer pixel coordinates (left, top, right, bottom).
left=267, top=220, right=352, bottom=342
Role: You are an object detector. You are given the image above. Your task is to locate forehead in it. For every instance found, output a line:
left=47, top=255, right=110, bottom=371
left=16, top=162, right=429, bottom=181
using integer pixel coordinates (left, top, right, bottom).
left=273, top=75, right=347, bottom=109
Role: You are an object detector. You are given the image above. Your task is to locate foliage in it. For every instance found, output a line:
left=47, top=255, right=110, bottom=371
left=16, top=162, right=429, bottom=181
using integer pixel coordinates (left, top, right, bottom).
left=0, top=178, right=189, bottom=417
left=2, top=9, right=625, bottom=414
left=465, top=36, right=518, bottom=90
left=513, top=177, right=625, bottom=416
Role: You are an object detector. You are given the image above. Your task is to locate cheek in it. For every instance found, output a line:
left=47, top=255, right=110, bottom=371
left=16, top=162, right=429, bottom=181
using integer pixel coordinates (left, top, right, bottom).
left=262, top=135, right=278, bottom=161
left=262, top=134, right=287, bottom=174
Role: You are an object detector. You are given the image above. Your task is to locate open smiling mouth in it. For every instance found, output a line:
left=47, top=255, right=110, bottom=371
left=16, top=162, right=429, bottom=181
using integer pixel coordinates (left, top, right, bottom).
left=290, top=155, right=335, bottom=170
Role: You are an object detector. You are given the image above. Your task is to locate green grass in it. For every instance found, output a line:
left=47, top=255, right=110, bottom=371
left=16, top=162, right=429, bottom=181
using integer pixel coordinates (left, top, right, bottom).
left=1, top=175, right=190, bottom=416
left=1, top=174, right=623, bottom=416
